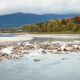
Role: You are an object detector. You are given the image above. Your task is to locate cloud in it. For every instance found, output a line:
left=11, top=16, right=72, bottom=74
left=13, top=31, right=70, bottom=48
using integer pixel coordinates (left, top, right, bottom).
left=0, top=0, right=80, bottom=15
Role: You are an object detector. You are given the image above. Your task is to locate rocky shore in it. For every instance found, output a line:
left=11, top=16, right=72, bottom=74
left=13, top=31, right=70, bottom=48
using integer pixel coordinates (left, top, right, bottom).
left=0, top=41, right=80, bottom=61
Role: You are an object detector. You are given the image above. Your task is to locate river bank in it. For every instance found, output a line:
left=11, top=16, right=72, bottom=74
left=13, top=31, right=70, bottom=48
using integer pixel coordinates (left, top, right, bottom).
left=0, top=33, right=80, bottom=42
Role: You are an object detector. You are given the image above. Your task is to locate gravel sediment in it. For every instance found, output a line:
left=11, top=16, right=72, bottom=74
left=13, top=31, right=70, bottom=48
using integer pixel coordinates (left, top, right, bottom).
left=0, top=41, right=80, bottom=61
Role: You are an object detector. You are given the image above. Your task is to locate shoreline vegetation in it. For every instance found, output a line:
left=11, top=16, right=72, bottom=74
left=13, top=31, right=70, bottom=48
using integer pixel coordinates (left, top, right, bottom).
left=0, top=14, right=80, bottom=34
left=1, top=31, right=80, bottom=34
left=1, top=32, right=80, bottom=34
left=28, top=32, right=80, bottom=34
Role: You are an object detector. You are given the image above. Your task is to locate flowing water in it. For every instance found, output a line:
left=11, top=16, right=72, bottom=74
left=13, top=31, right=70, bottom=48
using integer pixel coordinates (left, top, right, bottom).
left=0, top=33, right=80, bottom=80
left=1, top=33, right=80, bottom=42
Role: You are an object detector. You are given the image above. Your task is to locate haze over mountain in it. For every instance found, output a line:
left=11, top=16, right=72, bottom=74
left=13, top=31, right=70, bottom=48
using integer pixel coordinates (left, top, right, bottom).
left=0, top=12, right=77, bottom=28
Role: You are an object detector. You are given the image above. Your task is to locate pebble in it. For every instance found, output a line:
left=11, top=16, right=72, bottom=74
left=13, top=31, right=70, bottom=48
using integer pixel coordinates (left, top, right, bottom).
left=0, top=41, right=80, bottom=61
left=33, top=59, right=40, bottom=62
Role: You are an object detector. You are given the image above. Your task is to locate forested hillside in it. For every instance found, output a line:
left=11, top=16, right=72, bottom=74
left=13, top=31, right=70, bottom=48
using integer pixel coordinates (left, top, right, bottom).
left=0, top=13, right=77, bottom=27
left=20, top=15, right=80, bottom=33
left=0, top=14, right=80, bottom=33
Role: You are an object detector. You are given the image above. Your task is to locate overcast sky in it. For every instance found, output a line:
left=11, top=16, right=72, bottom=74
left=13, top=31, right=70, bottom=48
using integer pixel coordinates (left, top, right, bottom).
left=0, top=0, right=80, bottom=15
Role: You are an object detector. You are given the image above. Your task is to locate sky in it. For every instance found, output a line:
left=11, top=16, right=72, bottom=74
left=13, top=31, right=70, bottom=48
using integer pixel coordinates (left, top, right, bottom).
left=0, top=0, right=80, bottom=15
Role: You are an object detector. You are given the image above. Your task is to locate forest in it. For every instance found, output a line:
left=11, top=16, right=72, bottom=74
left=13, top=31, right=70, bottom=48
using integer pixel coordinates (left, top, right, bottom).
left=19, top=15, right=80, bottom=33
left=0, top=15, right=80, bottom=33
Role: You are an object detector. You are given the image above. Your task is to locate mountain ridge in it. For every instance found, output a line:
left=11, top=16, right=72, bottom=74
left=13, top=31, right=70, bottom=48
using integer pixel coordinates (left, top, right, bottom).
left=0, top=12, right=78, bottom=28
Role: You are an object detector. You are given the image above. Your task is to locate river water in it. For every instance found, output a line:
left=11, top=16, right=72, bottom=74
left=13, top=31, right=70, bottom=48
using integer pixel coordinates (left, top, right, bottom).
left=0, top=33, right=80, bottom=80
left=0, top=33, right=80, bottom=42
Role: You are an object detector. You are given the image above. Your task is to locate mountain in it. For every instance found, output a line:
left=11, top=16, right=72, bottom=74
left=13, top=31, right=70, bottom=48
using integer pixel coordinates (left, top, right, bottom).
left=0, top=12, right=78, bottom=28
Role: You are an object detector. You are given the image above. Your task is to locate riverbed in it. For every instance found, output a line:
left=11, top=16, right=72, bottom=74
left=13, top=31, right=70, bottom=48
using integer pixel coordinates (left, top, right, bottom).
left=0, top=33, right=80, bottom=80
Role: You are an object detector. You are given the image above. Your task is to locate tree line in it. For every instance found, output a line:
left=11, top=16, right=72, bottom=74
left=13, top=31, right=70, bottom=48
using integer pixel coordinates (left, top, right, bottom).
left=0, top=15, right=80, bottom=33
left=20, top=15, right=80, bottom=33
